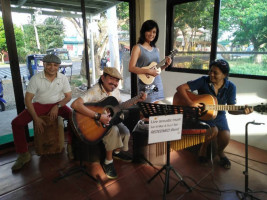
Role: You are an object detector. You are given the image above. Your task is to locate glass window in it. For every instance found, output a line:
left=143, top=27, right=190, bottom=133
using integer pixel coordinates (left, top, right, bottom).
left=218, top=0, right=267, bottom=77
left=169, top=0, right=214, bottom=71
left=0, top=1, right=131, bottom=148
left=167, top=0, right=267, bottom=79
left=85, top=1, right=131, bottom=97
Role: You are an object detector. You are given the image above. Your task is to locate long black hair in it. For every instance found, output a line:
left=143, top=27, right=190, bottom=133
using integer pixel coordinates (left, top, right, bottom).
left=137, top=20, right=159, bottom=47
left=98, top=73, right=108, bottom=85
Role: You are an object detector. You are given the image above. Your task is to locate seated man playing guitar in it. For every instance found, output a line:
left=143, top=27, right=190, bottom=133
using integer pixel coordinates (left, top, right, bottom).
left=71, top=67, right=146, bottom=179
left=176, top=59, right=252, bottom=169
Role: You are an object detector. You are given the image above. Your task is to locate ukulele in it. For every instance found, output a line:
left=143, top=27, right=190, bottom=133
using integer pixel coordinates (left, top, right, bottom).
left=138, top=49, right=178, bottom=85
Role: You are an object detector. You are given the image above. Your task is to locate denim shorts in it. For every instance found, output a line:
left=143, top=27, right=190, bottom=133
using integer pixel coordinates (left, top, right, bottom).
left=206, top=112, right=230, bottom=131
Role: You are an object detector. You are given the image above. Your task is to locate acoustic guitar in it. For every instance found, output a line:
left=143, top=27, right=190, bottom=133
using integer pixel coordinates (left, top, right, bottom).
left=71, top=86, right=158, bottom=144
left=138, top=49, right=178, bottom=85
left=173, top=91, right=266, bottom=121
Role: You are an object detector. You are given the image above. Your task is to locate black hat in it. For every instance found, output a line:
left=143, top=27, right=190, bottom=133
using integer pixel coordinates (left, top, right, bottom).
left=43, top=54, right=61, bottom=64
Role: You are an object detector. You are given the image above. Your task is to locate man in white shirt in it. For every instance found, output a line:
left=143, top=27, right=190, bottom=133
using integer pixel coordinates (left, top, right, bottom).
left=71, top=67, right=146, bottom=179
left=11, top=54, right=73, bottom=172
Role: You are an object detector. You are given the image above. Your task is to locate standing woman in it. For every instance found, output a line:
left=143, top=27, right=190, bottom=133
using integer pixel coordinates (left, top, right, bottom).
left=129, top=20, right=172, bottom=103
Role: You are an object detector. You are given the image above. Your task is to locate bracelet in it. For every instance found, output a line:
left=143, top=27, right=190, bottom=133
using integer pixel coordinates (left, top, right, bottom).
left=94, top=112, right=101, bottom=120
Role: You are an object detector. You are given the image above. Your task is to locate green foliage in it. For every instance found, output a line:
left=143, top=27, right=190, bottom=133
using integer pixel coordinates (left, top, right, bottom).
left=71, top=78, right=83, bottom=87
left=117, top=2, right=129, bottom=20
left=0, top=18, right=26, bottom=62
left=0, top=18, right=7, bottom=51
left=173, top=0, right=214, bottom=51
left=22, top=16, right=64, bottom=54
left=174, top=0, right=214, bottom=30
left=220, top=0, right=267, bottom=51
left=38, top=17, right=64, bottom=52
left=191, top=57, right=205, bottom=69
left=229, top=59, right=267, bottom=76
left=116, top=2, right=129, bottom=31
left=70, top=75, right=86, bottom=87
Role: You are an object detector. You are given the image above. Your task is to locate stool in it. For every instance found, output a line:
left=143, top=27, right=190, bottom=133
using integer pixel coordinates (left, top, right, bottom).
left=132, top=120, right=167, bottom=166
left=72, top=132, right=106, bottom=163
left=34, top=115, right=64, bottom=156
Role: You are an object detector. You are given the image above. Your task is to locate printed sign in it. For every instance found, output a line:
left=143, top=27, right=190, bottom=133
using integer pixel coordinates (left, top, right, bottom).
left=148, top=114, right=183, bottom=144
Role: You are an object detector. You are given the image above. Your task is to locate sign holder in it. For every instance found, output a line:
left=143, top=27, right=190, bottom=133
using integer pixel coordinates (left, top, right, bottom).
left=138, top=102, right=199, bottom=200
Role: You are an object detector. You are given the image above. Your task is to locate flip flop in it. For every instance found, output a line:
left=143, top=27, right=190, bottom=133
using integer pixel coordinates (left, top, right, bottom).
left=220, top=156, right=231, bottom=169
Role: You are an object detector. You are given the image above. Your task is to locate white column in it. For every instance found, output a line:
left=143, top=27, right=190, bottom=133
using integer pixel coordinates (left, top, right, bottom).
left=107, top=6, right=120, bottom=73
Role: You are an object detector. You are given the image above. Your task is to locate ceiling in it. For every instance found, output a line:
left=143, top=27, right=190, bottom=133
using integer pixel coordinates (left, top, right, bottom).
left=3, top=0, right=121, bottom=17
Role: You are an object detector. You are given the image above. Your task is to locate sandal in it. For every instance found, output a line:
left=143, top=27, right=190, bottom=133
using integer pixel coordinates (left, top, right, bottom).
left=220, top=156, right=231, bottom=169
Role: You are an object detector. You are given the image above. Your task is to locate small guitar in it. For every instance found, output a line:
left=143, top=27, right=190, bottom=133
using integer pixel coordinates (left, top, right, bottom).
left=173, top=91, right=266, bottom=121
left=138, top=49, right=178, bottom=85
left=71, top=86, right=158, bottom=144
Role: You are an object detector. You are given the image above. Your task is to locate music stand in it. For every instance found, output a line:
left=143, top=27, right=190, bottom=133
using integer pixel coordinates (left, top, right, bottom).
left=236, top=121, right=264, bottom=200
left=138, top=102, right=200, bottom=200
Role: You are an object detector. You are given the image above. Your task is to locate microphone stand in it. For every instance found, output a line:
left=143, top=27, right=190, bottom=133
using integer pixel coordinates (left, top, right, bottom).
left=237, top=120, right=264, bottom=200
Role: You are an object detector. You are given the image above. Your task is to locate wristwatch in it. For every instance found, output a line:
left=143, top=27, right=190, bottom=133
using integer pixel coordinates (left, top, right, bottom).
left=57, top=103, right=62, bottom=108
left=94, top=112, right=101, bottom=120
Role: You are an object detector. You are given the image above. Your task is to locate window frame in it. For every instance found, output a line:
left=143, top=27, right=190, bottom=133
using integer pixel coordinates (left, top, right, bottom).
left=165, top=0, right=267, bottom=80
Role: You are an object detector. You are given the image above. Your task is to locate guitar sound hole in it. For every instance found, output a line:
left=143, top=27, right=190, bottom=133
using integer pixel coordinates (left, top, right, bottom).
left=105, top=107, right=114, bottom=117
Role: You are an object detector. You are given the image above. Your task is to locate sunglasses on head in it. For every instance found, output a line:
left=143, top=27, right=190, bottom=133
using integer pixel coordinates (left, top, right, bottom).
left=212, top=59, right=228, bottom=66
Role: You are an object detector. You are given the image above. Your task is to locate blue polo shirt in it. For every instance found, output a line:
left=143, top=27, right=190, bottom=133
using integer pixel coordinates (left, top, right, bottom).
left=187, top=76, right=236, bottom=131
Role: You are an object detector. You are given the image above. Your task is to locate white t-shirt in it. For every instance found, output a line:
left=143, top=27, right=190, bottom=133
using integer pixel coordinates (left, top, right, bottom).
left=27, top=71, right=71, bottom=104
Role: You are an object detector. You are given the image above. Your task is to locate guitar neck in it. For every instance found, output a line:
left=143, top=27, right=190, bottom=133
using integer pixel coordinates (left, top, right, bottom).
left=206, top=104, right=248, bottom=111
left=155, top=58, right=167, bottom=69
left=155, top=50, right=178, bottom=69
left=119, top=93, right=142, bottom=110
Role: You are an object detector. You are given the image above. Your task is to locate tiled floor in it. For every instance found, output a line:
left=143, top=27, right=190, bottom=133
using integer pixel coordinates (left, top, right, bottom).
left=0, top=139, right=267, bottom=200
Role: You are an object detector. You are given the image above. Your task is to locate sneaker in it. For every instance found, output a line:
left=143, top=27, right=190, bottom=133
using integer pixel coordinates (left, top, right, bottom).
left=102, top=162, right=117, bottom=179
left=67, top=144, right=74, bottom=160
left=113, top=151, right=132, bottom=163
left=11, top=152, right=31, bottom=172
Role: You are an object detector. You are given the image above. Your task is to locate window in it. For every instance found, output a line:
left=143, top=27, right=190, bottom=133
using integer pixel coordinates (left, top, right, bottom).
left=166, top=0, right=267, bottom=79
left=218, top=0, right=267, bottom=77
left=167, top=0, right=214, bottom=72
left=0, top=0, right=132, bottom=148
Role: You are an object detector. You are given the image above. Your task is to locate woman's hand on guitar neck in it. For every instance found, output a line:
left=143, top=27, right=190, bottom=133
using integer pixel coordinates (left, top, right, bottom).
left=164, top=56, right=172, bottom=67
left=243, top=105, right=253, bottom=114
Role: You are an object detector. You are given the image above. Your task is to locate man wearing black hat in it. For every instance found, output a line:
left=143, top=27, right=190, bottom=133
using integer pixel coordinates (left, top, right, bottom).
left=71, top=67, right=146, bottom=179
left=11, top=54, right=74, bottom=172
